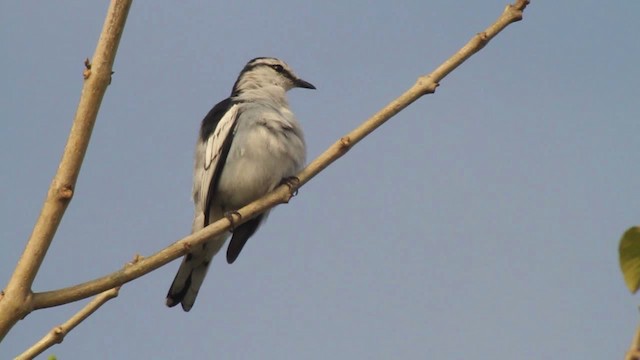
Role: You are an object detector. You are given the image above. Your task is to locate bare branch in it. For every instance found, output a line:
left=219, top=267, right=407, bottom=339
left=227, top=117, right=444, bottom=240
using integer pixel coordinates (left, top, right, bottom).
left=0, top=0, right=133, bottom=342
left=626, top=323, right=640, bottom=360
left=17, top=256, right=139, bottom=358
left=30, top=0, right=530, bottom=310
left=16, top=287, right=120, bottom=360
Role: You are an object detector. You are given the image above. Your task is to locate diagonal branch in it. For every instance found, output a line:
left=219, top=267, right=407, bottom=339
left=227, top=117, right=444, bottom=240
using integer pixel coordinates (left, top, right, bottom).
left=0, top=0, right=133, bottom=342
left=15, top=287, right=120, bottom=360
left=626, top=323, right=640, bottom=360
left=31, top=0, right=529, bottom=310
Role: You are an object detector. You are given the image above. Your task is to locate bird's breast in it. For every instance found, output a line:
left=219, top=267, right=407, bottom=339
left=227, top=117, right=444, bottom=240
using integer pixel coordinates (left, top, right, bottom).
left=215, top=108, right=306, bottom=210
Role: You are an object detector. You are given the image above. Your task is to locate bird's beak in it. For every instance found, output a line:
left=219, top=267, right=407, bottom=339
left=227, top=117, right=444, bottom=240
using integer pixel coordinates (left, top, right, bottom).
left=295, top=78, right=316, bottom=90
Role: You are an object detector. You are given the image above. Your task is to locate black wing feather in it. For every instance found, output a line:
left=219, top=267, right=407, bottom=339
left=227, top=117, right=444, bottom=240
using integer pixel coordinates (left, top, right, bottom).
left=200, top=97, right=238, bottom=225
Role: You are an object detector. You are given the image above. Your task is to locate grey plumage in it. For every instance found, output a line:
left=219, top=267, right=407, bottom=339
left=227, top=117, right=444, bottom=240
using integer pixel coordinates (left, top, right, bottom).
left=166, top=57, right=315, bottom=311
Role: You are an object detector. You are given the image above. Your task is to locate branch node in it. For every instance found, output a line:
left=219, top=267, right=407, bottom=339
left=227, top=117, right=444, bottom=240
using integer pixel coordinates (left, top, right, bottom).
left=83, top=58, right=92, bottom=79
left=19, top=291, right=35, bottom=318
left=182, top=242, right=192, bottom=252
left=127, top=254, right=143, bottom=267
left=505, top=0, right=528, bottom=21
left=52, top=326, right=65, bottom=343
left=58, top=185, right=74, bottom=201
left=416, top=76, right=438, bottom=95
left=506, top=5, right=523, bottom=22
left=339, top=136, right=352, bottom=152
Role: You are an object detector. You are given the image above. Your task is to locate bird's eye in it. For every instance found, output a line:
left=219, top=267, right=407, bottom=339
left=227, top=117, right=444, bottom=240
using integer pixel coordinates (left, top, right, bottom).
left=271, top=64, right=285, bottom=73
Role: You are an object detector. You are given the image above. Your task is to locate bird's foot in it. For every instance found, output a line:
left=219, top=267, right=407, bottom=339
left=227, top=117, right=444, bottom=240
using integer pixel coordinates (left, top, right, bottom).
left=280, top=176, right=301, bottom=196
left=224, top=210, right=242, bottom=231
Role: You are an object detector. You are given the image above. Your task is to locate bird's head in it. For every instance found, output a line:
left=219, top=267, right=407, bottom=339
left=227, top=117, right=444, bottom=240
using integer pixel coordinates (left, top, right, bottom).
left=231, top=57, right=315, bottom=96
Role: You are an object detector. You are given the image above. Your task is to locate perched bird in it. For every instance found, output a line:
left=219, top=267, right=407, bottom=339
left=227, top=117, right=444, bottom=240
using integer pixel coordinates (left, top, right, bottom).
left=166, top=57, right=315, bottom=311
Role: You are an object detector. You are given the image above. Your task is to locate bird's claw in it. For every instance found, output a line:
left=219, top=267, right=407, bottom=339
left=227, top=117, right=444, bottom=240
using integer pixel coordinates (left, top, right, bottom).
left=280, top=176, right=300, bottom=196
left=224, top=210, right=242, bottom=231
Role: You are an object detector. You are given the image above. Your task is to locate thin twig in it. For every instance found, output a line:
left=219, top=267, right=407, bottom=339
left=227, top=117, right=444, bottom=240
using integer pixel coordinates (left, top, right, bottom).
left=0, top=0, right=133, bottom=342
left=30, top=0, right=529, bottom=310
left=626, top=323, right=640, bottom=360
left=16, top=256, right=141, bottom=359
left=16, top=287, right=120, bottom=360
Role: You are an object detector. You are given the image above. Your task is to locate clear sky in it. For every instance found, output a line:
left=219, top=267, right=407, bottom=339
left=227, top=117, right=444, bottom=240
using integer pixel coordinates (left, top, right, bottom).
left=2, top=1, right=639, bottom=359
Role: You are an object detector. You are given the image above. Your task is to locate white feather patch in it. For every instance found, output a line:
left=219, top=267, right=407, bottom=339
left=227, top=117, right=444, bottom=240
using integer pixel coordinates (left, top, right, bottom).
left=205, top=104, right=239, bottom=170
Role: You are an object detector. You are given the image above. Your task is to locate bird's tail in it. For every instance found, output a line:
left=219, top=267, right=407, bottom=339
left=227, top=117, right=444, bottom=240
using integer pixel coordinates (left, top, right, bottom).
left=166, top=233, right=227, bottom=311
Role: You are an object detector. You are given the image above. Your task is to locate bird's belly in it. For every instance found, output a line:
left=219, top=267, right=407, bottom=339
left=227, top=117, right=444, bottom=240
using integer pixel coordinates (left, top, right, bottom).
left=216, top=125, right=304, bottom=210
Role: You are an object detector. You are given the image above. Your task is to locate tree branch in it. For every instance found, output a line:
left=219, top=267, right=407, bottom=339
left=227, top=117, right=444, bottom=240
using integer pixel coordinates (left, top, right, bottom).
left=0, top=0, right=133, bottom=342
left=626, top=323, right=640, bottom=360
left=16, top=287, right=120, bottom=360
left=30, top=0, right=529, bottom=310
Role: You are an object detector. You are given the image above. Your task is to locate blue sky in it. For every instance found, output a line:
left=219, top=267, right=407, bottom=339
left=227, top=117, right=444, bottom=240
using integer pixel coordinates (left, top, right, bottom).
left=2, top=1, right=640, bottom=359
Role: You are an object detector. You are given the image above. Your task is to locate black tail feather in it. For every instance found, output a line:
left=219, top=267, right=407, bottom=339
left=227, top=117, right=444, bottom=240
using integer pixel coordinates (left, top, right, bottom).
left=226, top=215, right=263, bottom=264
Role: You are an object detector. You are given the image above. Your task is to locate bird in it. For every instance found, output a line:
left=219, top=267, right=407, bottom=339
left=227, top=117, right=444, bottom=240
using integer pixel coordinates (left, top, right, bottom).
left=166, top=57, right=315, bottom=312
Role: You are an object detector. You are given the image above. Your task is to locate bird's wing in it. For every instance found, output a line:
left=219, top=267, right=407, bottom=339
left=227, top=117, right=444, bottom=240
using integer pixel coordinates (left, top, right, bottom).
left=167, top=99, right=238, bottom=311
left=195, top=99, right=240, bottom=226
